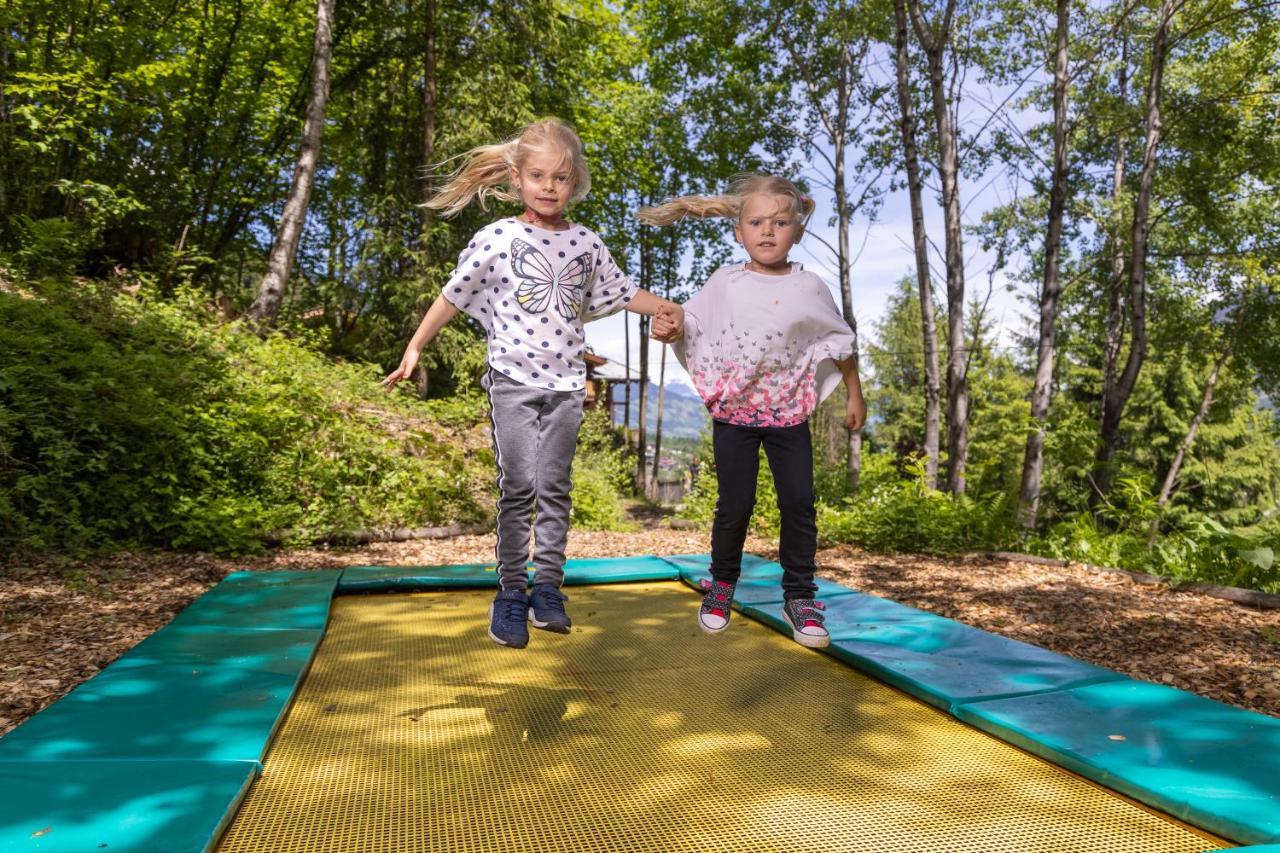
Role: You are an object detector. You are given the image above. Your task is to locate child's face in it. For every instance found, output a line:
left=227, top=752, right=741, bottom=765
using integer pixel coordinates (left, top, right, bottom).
left=512, top=148, right=575, bottom=221
left=734, top=193, right=803, bottom=268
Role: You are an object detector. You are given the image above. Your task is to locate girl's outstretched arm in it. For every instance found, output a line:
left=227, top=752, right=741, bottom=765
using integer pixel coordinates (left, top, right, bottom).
left=836, top=356, right=867, bottom=431
left=382, top=294, right=461, bottom=392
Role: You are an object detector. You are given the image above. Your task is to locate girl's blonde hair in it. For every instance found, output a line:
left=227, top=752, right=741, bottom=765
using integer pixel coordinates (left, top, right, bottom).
left=424, top=118, right=591, bottom=218
left=637, top=174, right=816, bottom=226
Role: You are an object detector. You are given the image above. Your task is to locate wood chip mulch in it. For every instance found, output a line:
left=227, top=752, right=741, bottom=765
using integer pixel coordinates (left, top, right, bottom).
left=2, top=529, right=1276, bottom=737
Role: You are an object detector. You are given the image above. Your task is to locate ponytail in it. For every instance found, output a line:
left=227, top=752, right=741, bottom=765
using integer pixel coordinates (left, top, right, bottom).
left=423, top=118, right=592, bottom=219
left=638, top=173, right=814, bottom=228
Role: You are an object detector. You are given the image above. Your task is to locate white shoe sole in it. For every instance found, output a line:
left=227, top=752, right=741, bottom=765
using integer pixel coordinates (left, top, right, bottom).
left=699, top=614, right=730, bottom=635
left=783, top=610, right=830, bottom=648
left=528, top=611, right=571, bottom=634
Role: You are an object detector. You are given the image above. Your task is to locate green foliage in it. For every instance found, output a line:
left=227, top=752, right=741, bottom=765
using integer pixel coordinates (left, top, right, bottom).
left=569, top=409, right=636, bottom=531
left=1030, top=481, right=1280, bottom=593
left=817, top=454, right=1016, bottom=554
left=0, top=278, right=487, bottom=554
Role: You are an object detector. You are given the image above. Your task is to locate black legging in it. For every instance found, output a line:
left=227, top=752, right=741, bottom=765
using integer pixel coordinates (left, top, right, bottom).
left=709, top=419, right=818, bottom=600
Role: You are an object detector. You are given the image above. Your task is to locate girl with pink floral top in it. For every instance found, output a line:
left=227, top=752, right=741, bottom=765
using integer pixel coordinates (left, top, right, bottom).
left=639, top=174, right=867, bottom=648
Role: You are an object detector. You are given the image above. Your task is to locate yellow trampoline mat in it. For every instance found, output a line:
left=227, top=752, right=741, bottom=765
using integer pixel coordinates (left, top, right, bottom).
left=218, top=582, right=1228, bottom=852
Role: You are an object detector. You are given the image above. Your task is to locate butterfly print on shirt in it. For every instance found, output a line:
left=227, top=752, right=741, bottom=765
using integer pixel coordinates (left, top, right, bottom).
left=510, top=238, right=593, bottom=322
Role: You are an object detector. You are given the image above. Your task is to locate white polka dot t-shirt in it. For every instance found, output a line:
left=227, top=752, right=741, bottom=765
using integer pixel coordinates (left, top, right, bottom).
left=673, top=263, right=856, bottom=427
left=443, top=218, right=636, bottom=391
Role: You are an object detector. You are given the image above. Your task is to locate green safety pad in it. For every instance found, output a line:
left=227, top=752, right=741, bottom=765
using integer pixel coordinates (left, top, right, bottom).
left=0, top=663, right=299, bottom=763
left=167, top=570, right=340, bottom=630
left=753, top=593, right=1123, bottom=709
left=954, top=679, right=1280, bottom=844
left=664, top=553, right=858, bottom=604
left=559, top=555, right=679, bottom=584
left=0, top=760, right=255, bottom=853
left=338, top=561, right=498, bottom=591
left=108, top=626, right=322, bottom=676
left=339, top=555, right=678, bottom=592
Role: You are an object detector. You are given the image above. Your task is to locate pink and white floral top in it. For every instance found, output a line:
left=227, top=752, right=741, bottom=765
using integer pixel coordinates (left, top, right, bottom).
left=673, top=263, right=856, bottom=428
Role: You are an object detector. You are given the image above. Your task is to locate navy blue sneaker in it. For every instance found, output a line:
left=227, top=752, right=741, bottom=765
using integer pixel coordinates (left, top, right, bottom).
left=488, top=588, right=530, bottom=648
left=528, top=583, right=572, bottom=634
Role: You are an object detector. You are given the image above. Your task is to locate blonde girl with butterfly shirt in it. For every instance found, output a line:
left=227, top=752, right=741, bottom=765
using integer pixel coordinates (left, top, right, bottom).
left=384, top=118, right=683, bottom=649
left=640, top=174, right=866, bottom=649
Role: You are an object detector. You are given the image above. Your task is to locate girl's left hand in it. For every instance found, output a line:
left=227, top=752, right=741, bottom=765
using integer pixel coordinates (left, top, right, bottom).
left=845, top=393, right=867, bottom=431
left=651, top=304, right=684, bottom=342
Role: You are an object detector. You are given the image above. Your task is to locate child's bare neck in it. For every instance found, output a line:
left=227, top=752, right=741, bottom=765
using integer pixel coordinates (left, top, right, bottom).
left=745, top=259, right=791, bottom=276
left=519, top=208, right=569, bottom=231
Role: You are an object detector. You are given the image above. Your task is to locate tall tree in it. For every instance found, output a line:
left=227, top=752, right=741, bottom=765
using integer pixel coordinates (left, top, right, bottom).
left=906, top=0, right=971, bottom=493
left=247, top=0, right=335, bottom=325
left=891, top=0, right=941, bottom=488
left=1092, top=0, right=1180, bottom=496
left=1016, top=0, right=1072, bottom=530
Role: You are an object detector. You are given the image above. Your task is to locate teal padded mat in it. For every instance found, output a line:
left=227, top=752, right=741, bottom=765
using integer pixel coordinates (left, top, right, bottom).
left=0, top=760, right=255, bottom=852
left=0, top=663, right=301, bottom=763
left=339, top=555, right=678, bottom=591
left=166, top=570, right=340, bottom=630
left=108, top=626, right=322, bottom=676
left=764, top=593, right=1122, bottom=709
left=955, top=679, right=1280, bottom=844
left=663, top=552, right=858, bottom=604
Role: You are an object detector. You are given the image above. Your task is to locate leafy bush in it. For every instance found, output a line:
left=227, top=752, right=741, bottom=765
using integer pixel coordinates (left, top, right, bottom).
left=817, top=478, right=1015, bottom=554
left=1031, top=499, right=1280, bottom=593
left=570, top=409, right=634, bottom=531
left=0, top=279, right=488, bottom=554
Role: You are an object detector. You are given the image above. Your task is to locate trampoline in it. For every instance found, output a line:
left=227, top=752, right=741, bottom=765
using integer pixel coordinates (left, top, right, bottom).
left=1, top=555, right=1277, bottom=852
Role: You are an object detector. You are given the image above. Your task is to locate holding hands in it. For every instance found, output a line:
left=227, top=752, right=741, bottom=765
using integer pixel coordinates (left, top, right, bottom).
left=651, top=302, right=684, bottom=343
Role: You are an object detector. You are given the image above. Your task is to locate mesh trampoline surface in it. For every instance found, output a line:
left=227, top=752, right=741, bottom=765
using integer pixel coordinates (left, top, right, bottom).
left=217, top=582, right=1228, bottom=852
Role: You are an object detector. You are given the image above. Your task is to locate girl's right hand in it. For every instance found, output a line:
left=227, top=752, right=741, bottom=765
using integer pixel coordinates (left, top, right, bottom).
left=381, top=352, right=420, bottom=393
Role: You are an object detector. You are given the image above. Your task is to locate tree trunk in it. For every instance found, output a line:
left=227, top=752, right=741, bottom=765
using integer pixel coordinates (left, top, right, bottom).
left=418, top=0, right=436, bottom=237
left=635, top=238, right=652, bottom=492
left=1017, top=0, right=1071, bottom=531
left=907, top=0, right=968, bottom=494
left=1148, top=348, right=1229, bottom=542
left=893, top=0, right=941, bottom=489
left=623, top=310, right=632, bottom=439
left=1102, top=30, right=1130, bottom=428
left=246, top=0, right=334, bottom=326
left=1094, top=0, right=1175, bottom=497
left=652, top=345, right=668, bottom=491
left=832, top=94, right=862, bottom=495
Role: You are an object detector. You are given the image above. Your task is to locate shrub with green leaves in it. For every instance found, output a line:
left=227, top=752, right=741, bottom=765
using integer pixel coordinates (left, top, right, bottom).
left=569, top=409, right=634, bottom=531
left=0, top=279, right=489, bottom=554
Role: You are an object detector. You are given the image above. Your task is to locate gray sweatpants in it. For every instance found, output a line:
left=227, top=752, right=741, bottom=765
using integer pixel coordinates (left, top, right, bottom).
left=484, top=370, right=585, bottom=591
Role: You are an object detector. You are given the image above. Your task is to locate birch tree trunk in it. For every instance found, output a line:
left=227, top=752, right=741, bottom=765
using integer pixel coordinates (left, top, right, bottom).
left=624, top=310, right=632, bottom=440
left=246, top=0, right=334, bottom=326
left=907, top=0, right=969, bottom=494
left=1017, top=0, right=1071, bottom=530
left=1102, top=30, right=1130, bottom=425
left=635, top=236, right=652, bottom=492
left=652, top=345, right=667, bottom=491
left=1094, top=0, right=1177, bottom=498
left=893, top=0, right=941, bottom=489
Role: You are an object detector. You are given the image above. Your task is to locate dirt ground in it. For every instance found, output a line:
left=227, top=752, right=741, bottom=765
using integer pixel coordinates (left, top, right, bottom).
left=2, top=525, right=1277, bottom=736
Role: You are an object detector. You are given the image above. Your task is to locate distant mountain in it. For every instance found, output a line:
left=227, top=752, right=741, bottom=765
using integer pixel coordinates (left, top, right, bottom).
left=611, top=382, right=709, bottom=439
